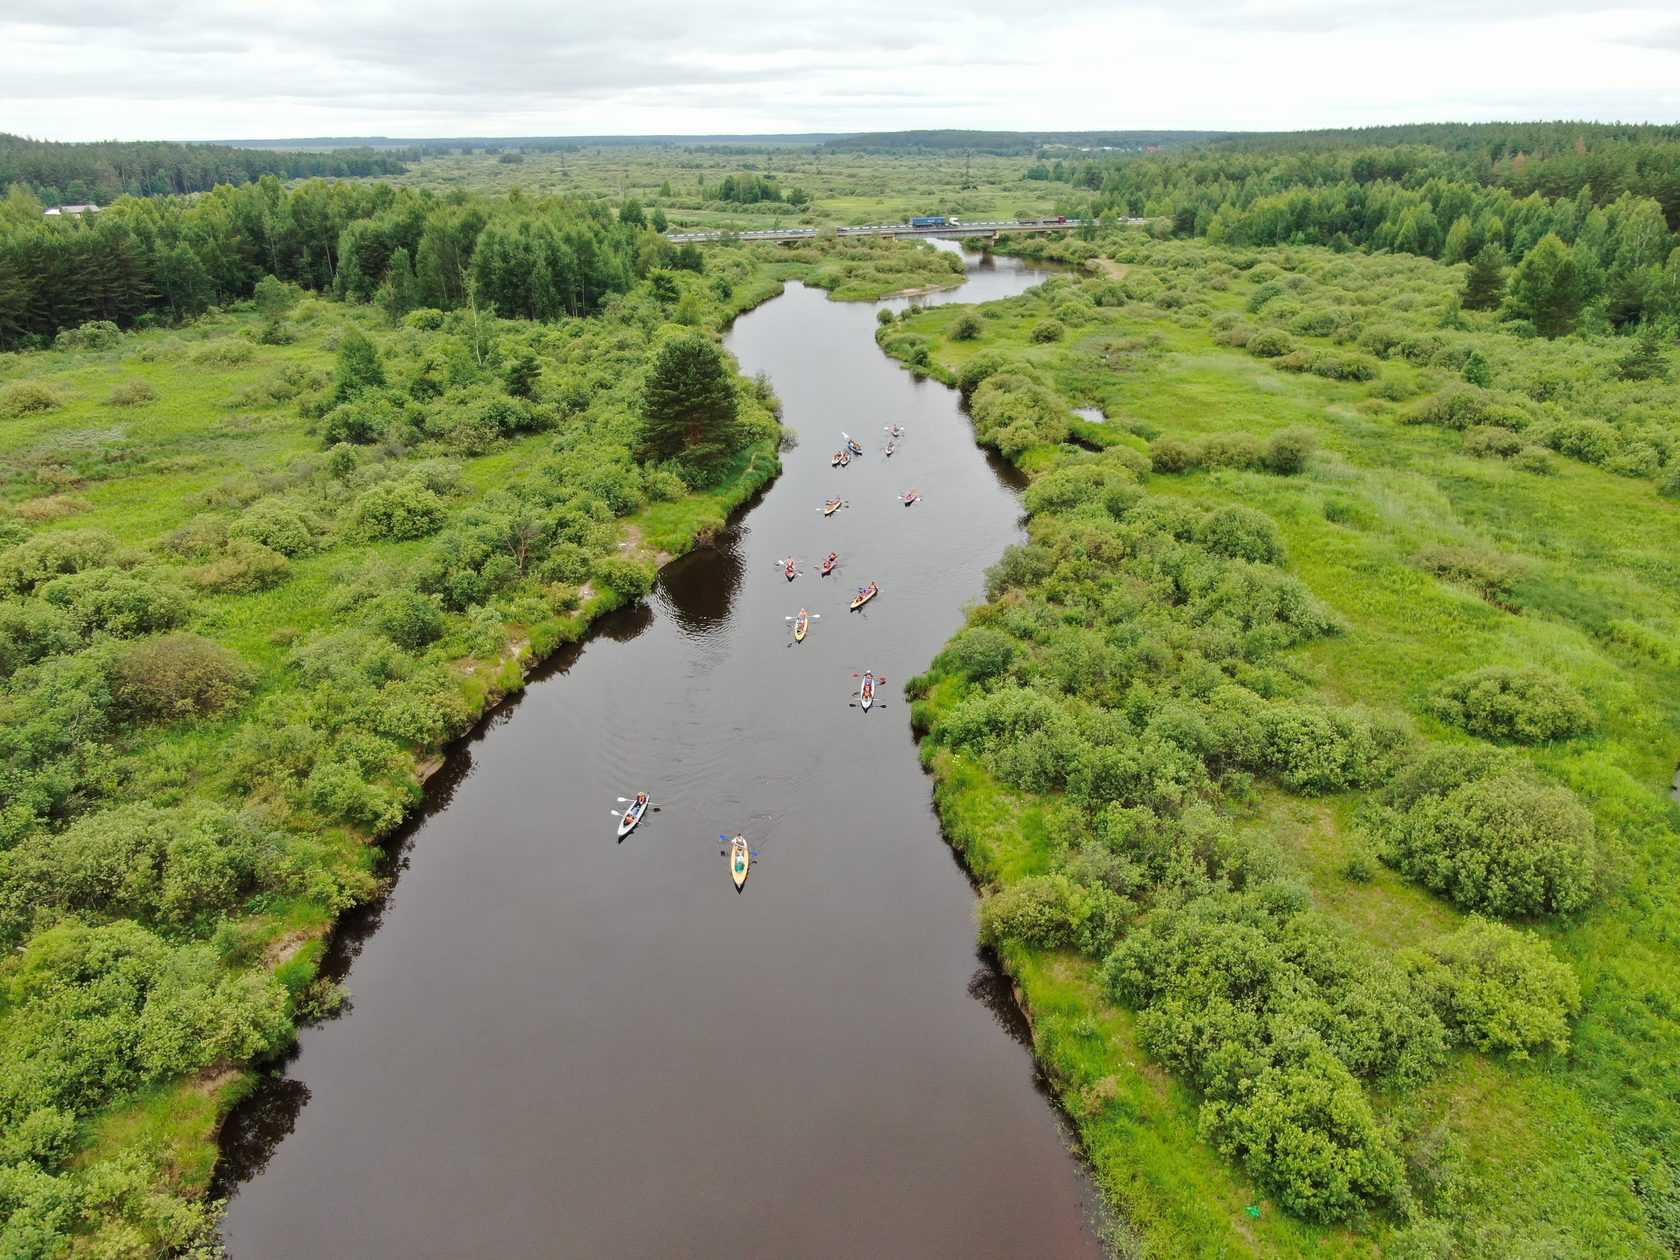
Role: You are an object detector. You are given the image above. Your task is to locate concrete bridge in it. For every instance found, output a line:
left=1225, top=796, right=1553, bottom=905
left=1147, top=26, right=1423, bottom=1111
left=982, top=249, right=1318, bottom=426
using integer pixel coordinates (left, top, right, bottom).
left=664, top=217, right=1147, bottom=245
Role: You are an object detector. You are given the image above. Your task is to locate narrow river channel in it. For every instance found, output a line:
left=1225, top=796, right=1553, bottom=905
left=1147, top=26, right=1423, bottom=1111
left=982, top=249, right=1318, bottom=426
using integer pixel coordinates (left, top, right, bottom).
left=218, top=245, right=1109, bottom=1258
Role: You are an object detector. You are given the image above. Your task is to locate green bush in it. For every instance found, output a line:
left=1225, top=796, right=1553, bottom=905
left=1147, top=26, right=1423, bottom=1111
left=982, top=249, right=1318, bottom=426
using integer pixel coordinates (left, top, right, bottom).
left=228, top=500, right=316, bottom=557
left=1148, top=436, right=1197, bottom=473
left=1247, top=330, right=1294, bottom=358
left=938, top=626, right=1018, bottom=682
left=1535, top=418, right=1621, bottom=466
left=0, top=380, right=64, bottom=419
left=1413, top=545, right=1526, bottom=607
left=106, top=633, right=256, bottom=723
left=955, top=350, right=1032, bottom=396
left=1258, top=702, right=1391, bottom=793
left=1376, top=762, right=1598, bottom=916
left=52, top=320, right=121, bottom=351
left=978, top=873, right=1129, bottom=956
left=105, top=379, right=157, bottom=407
left=0, top=600, right=78, bottom=678
left=1198, top=432, right=1264, bottom=469
left=1462, top=425, right=1524, bottom=458
left=368, top=590, right=444, bottom=649
left=1427, top=665, right=1593, bottom=742
left=0, top=531, right=120, bottom=595
left=1194, top=504, right=1285, bottom=565
left=1030, top=319, right=1066, bottom=343
left=1513, top=445, right=1555, bottom=474
left=1406, top=917, right=1582, bottom=1057
left=591, top=555, right=655, bottom=600
left=1261, top=428, right=1316, bottom=474
left=349, top=479, right=446, bottom=541
left=1402, top=384, right=1497, bottom=430
left=949, top=312, right=984, bottom=341
left=39, top=569, right=190, bottom=638
left=185, top=539, right=291, bottom=594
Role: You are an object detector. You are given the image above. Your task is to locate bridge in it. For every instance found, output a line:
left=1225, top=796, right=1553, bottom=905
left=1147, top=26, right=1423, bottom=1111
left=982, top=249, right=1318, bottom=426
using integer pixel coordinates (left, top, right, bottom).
left=664, top=217, right=1147, bottom=246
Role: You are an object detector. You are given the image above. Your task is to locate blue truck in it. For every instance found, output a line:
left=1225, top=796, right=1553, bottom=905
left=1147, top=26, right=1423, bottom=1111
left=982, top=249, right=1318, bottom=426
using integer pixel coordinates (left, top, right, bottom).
left=910, top=215, right=948, bottom=228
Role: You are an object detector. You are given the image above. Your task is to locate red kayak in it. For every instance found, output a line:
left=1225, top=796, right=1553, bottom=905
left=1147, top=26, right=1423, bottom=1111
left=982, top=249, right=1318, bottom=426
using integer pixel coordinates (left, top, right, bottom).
left=783, top=556, right=797, bottom=581
left=820, top=553, right=838, bottom=576
left=901, top=488, right=919, bottom=506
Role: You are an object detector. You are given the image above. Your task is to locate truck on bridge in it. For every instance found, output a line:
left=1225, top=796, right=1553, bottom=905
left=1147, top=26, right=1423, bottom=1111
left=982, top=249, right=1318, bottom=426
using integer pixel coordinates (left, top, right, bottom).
left=910, top=216, right=949, bottom=228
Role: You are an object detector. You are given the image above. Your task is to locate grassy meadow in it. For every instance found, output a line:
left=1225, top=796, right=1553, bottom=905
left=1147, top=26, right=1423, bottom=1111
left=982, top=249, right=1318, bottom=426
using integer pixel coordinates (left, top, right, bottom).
left=881, top=231, right=1680, bottom=1257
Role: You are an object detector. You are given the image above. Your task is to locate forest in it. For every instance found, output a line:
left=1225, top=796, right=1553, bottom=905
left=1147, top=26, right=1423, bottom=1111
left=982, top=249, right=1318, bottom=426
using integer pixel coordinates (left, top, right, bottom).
left=878, top=216, right=1679, bottom=1255
left=0, top=135, right=413, bottom=209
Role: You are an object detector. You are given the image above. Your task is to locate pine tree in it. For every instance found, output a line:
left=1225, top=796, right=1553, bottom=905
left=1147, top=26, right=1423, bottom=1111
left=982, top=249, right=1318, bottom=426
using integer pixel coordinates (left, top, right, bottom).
left=1505, top=234, right=1591, bottom=337
left=333, top=327, right=386, bottom=402
left=1615, top=324, right=1671, bottom=382
left=639, top=331, right=739, bottom=479
left=1462, top=246, right=1507, bottom=311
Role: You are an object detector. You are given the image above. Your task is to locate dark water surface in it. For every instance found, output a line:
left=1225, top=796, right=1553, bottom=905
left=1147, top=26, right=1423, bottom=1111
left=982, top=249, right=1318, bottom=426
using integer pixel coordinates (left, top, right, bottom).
left=218, top=249, right=1108, bottom=1258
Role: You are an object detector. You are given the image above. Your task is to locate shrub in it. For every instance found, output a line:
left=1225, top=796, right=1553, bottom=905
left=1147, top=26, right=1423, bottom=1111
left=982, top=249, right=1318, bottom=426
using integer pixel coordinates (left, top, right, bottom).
left=349, top=480, right=446, bottom=541
left=1413, top=545, right=1525, bottom=608
left=39, top=568, right=190, bottom=638
left=185, top=539, right=291, bottom=594
left=1030, top=319, right=1066, bottom=344
left=1148, top=436, right=1198, bottom=473
left=1247, top=330, right=1294, bottom=358
left=319, top=395, right=399, bottom=446
left=368, top=591, right=444, bottom=649
left=949, top=312, right=984, bottom=341
left=0, top=380, right=64, bottom=418
left=106, top=379, right=157, bottom=406
left=228, top=501, right=316, bottom=557
left=978, top=874, right=1129, bottom=956
left=1262, top=427, right=1316, bottom=474
left=1402, top=385, right=1494, bottom=430
left=1378, top=767, right=1597, bottom=916
left=190, top=339, right=255, bottom=368
left=53, top=320, right=121, bottom=351
left=1258, top=703, right=1390, bottom=793
left=1513, top=446, right=1555, bottom=474
left=1194, top=504, right=1285, bottom=565
left=1407, top=918, right=1582, bottom=1057
left=1305, top=351, right=1379, bottom=382
left=0, top=599, right=78, bottom=678
left=1199, top=432, right=1264, bottom=470
left=0, top=529, right=118, bottom=593
left=591, top=555, right=655, bottom=600
left=1462, top=425, right=1524, bottom=459
left=1535, top=418, right=1620, bottom=466
left=956, top=350, right=1029, bottom=395
left=1427, top=665, right=1593, bottom=743
left=106, top=632, right=256, bottom=722
left=405, top=308, right=445, bottom=331
left=939, top=626, right=1018, bottom=682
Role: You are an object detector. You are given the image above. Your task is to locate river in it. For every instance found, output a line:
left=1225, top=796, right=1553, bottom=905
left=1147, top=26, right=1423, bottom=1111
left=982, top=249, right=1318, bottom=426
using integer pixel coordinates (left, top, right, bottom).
left=217, top=244, right=1109, bottom=1258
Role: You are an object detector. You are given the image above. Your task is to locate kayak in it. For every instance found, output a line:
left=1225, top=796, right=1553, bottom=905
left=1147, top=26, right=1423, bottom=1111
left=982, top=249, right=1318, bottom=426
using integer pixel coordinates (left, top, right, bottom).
left=820, top=554, right=838, bottom=576
left=618, top=795, right=649, bottom=838
left=890, top=424, right=903, bottom=437
left=843, top=432, right=864, bottom=456
left=831, top=451, right=843, bottom=467
left=784, top=557, right=797, bottom=581
left=793, top=610, right=809, bottom=642
left=859, top=671, right=878, bottom=712
left=849, top=583, right=878, bottom=610
left=730, top=836, right=750, bottom=890
left=839, top=451, right=850, bottom=467
left=823, top=498, right=843, bottom=516
left=901, top=489, right=919, bottom=506
left=885, top=440, right=896, bottom=456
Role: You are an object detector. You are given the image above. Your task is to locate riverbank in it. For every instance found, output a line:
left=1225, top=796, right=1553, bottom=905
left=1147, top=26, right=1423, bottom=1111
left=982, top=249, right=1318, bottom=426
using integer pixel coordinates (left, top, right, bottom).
left=883, top=234, right=1680, bottom=1256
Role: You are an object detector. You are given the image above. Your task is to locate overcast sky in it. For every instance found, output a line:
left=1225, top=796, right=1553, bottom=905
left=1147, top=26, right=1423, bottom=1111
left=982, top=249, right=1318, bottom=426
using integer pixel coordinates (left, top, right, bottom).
left=4, top=1, right=1678, bottom=142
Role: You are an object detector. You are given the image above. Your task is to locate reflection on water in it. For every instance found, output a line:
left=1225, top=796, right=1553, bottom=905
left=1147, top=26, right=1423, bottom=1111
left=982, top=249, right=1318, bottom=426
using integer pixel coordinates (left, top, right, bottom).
left=214, top=1076, right=310, bottom=1191
left=655, top=525, right=745, bottom=636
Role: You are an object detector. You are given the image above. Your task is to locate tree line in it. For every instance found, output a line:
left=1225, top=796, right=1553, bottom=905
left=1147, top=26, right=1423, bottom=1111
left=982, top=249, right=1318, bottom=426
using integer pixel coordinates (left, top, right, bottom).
left=0, top=133, right=413, bottom=208
left=1051, top=125, right=1680, bottom=335
left=0, top=178, right=682, bottom=349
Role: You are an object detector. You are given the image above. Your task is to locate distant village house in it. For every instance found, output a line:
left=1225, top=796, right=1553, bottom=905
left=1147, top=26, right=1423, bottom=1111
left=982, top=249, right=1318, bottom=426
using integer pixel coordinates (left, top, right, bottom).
left=44, top=204, right=100, bottom=217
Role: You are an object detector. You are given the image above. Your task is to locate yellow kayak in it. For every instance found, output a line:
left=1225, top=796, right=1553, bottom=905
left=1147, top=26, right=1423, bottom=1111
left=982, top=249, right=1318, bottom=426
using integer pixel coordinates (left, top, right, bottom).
left=730, top=836, right=750, bottom=890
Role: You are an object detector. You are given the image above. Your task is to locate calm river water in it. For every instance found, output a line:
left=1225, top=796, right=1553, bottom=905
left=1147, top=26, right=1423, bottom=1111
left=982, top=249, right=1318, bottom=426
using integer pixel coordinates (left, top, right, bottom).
left=217, top=245, right=1109, bottom=1257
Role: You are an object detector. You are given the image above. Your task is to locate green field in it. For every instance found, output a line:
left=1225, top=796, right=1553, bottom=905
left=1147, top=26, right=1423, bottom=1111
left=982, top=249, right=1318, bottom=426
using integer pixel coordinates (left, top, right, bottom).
left=883, top=230, right=1680, bottom=1257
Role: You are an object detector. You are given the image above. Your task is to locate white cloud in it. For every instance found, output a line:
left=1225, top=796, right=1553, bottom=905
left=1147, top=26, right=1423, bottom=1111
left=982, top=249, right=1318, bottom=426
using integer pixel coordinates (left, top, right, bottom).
left=1, top=0, right=1676, bottom=140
